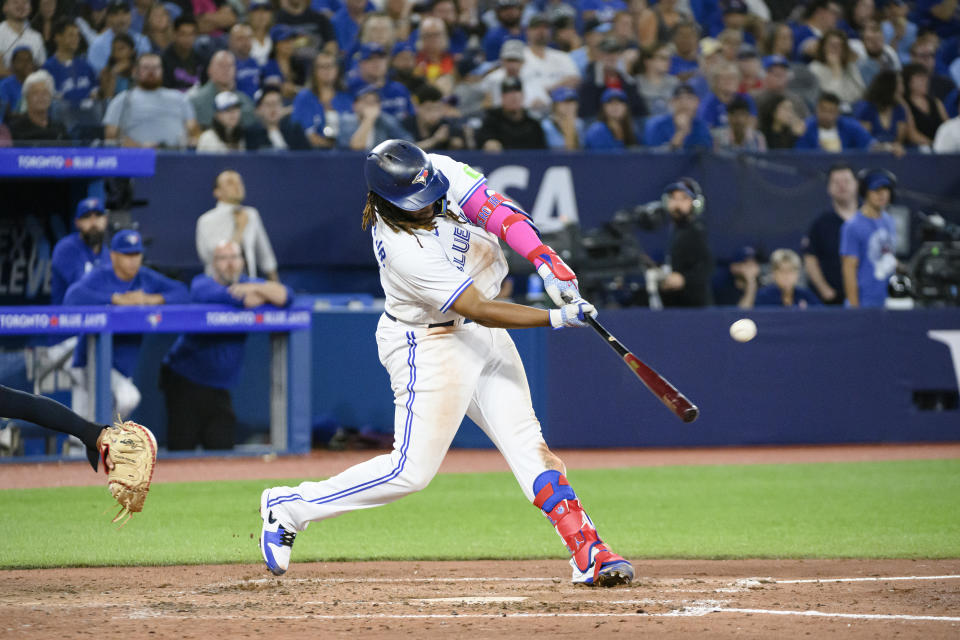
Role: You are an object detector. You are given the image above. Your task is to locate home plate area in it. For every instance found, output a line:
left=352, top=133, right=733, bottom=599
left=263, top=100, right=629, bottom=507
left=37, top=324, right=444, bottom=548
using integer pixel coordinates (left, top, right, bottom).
left=2, top=559, right=959, bottom=639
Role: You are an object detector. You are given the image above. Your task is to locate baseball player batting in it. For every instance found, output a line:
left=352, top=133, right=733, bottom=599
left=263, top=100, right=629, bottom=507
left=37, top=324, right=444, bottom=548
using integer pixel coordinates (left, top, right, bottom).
left=259, top=140, right=633, bottom=587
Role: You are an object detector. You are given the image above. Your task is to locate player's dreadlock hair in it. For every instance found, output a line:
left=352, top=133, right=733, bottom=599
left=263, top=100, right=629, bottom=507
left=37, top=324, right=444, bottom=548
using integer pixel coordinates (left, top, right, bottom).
left=361, top=191, right=460, bottom=235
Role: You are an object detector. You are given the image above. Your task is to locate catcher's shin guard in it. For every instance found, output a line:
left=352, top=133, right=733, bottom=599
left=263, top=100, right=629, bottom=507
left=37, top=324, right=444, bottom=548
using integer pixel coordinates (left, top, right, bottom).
left=533, top=470, right=633, bottom=586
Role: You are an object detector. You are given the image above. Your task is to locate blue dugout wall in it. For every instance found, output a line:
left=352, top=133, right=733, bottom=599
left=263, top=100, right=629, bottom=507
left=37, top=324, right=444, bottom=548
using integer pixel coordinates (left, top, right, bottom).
left=126, top=307, right=957, bottom=450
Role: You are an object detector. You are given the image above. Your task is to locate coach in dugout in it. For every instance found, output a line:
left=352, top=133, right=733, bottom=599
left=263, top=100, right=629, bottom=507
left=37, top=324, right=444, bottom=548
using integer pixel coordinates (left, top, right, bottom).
left=64, top=229, right=189, bottom=421
left=160, top=240, right=291, bottom=451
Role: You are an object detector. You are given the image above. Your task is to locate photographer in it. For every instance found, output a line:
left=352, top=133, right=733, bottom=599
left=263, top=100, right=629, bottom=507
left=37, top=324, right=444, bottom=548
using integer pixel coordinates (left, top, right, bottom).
left=658, top=179, right=715, bottom=307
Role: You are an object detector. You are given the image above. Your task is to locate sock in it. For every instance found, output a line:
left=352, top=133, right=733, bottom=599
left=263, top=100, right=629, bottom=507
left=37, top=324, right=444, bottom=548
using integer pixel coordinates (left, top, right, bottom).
left=0, top=385, right=104, bottom=471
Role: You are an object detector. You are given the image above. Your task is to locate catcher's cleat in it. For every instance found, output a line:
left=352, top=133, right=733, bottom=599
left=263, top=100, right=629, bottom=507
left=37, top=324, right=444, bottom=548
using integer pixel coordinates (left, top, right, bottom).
left=259, top=489, right=296, bottom=576
left=571, top=545, right=634, bottom=587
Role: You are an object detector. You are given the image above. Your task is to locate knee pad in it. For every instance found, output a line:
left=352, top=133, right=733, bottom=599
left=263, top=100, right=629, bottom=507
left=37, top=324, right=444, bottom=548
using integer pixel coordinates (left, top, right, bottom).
left=532, top=470, right=577, bottom=514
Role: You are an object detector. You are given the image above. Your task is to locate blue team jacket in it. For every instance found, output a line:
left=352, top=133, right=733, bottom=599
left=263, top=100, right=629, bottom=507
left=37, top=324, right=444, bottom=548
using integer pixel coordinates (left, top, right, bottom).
left=163, top=275, right=293, bottom=389
left=64, top=264, right=189, bottom=376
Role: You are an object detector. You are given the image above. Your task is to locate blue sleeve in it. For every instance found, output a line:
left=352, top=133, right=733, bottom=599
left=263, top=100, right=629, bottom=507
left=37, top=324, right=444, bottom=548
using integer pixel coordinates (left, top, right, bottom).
left=839, top=221, right=858, bottom=257
left=798, top=288, right=821, bottom=306
left=584, top=122, right=607, bottom=149
left=141, top=269, right=189, bottom=303
left=686, top=119, right=714, bottom=149
left=742, top=93, right=757, bottom=116
left=64, top=272, right=115, bottom=305
left=846, top=118, right=875, bottom=149
left=644, top=117, right=668, bottom=146
left=50, top=244, right=78, bottom=305
left=753, top=286, right=782, bottom=306
left=794, top=118, right=818, bottom=149
left=189, top=275, right=241, bottom=305
left=291, top=89, right=324, bottom=133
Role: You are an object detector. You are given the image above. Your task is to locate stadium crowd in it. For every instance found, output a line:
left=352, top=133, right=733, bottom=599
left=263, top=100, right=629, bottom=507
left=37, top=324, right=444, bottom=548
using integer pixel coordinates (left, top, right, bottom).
left=0, top=0, right=958, bottom=152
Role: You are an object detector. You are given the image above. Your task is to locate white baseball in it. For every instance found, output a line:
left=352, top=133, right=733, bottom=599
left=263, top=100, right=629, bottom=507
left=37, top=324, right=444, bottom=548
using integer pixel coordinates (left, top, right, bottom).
left=729, top=318, right=757, bottom=343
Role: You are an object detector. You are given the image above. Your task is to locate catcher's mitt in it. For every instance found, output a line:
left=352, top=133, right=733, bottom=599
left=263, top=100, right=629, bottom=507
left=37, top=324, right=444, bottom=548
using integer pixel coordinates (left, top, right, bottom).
left=99, top=420, right=157, bottom=526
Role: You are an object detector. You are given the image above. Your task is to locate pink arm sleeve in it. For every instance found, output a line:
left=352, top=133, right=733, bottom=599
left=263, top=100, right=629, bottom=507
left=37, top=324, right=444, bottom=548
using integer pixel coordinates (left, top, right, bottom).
left=461, top=186, right=548, bottom=267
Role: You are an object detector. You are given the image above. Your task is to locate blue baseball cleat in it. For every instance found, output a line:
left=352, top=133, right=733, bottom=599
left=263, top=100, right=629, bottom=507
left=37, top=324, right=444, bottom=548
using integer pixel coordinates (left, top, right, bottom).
left=571, top=545, right=635, bottom=587
left=259, top=489, right=296, bottom=576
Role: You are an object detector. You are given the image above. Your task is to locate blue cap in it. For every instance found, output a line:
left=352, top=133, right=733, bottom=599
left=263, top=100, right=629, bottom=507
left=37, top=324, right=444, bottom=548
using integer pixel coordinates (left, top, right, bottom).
left=75, top=197, right=104, bottom=218
left=249, top=0, right=272, bottom=9
left=352, top=83, right=380, bottom=100
left=550, top=87, right=578, bottom=103
left=10, top=45, right=33, bottom=60
left=731, top=245, right=757, bottom=263
left=86, top=0, right=108, bottom=9
left=601, top=87, right=627, bottom=103
left=269, top=24, right=296, bottom=42
left=664, top=180, right=697, bottom=199
left=762, top=54, right=789, bottom=70
left=391, top=41, right=415, bottom=56
left=866, top=174, right=894, bottom=191
left=357, top=43, right=387, bottom=61
left=111, top=229, right=143, bottom=254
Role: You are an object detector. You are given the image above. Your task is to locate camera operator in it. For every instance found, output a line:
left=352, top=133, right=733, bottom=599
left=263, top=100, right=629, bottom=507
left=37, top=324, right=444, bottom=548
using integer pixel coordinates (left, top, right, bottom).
left=658, top=178, right=715, bottom=307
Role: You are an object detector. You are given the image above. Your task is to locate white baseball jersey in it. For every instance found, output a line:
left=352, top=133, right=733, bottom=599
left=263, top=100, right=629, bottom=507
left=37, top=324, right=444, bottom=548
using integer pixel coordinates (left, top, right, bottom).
left=371, top=154, right=508, bottom=325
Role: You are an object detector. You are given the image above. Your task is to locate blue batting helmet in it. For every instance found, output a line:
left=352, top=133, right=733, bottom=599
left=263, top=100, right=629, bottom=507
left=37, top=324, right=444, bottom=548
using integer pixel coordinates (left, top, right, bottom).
left=364, top=140, right=450, bottom=211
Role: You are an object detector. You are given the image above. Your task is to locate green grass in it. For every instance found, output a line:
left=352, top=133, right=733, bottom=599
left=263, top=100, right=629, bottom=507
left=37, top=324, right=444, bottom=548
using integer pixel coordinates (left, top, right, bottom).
left=1, top=459, right=959, bottom=568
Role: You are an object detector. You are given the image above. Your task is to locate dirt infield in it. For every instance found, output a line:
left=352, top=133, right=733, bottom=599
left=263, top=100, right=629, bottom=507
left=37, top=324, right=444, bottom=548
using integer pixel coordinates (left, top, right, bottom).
left=2, top=443, right=959, bottom=639
left=2, top=559, right=959, bottom=639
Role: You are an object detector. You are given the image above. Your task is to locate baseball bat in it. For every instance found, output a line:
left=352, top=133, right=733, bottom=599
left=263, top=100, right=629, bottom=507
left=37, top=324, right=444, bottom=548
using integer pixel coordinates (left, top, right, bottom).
left=585, top=315, right=699, bottom=423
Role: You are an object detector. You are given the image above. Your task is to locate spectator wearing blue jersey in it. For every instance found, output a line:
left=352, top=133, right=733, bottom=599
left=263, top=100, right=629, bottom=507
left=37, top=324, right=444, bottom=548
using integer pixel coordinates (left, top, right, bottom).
left=0, top=46, right=34, bottom=118
left=87, top=0, right=151, bottom=74
left=880, top=0, right=916, bottom=63
left=331, top=0, right=367, bottom=53
left=910, top=0, right=960, bottom=39
left=44, top=20, right=98, bottom=106
left=51, top=198, right=109, bottom=306
left=541, top=86, right=584, bottom=150
left=346, top=42, right=415, bottom=120
left=483, top=0, right=524, bottom=62
left=667, top=21, right=700, bottom=80
left=291, top=49, right=349, bottom=147
left=644, top=82, right=713, bottom=150
left=161, top=240, right=292, bottom=451
left=261, top=24, right=305, bottom=101
left=852, top=69, right=913, bottom=155
left=161, top=15, right=201, bottom=91
left=791, top=0, right=841, bottom=62
left=754, top=249, right=821, bottom=309
left=585, top=87, right=638, bottom=150
left=228, top=23, right=261, bottom=99
left=580, top=0, right=627, bottom=25
left=840, top=170, right=899, bottom=308
left=64, top=229, right=189, bottom=420
left=697, top=61, right=757, bottom=131
left=795, top=91, right=876, bottom=150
